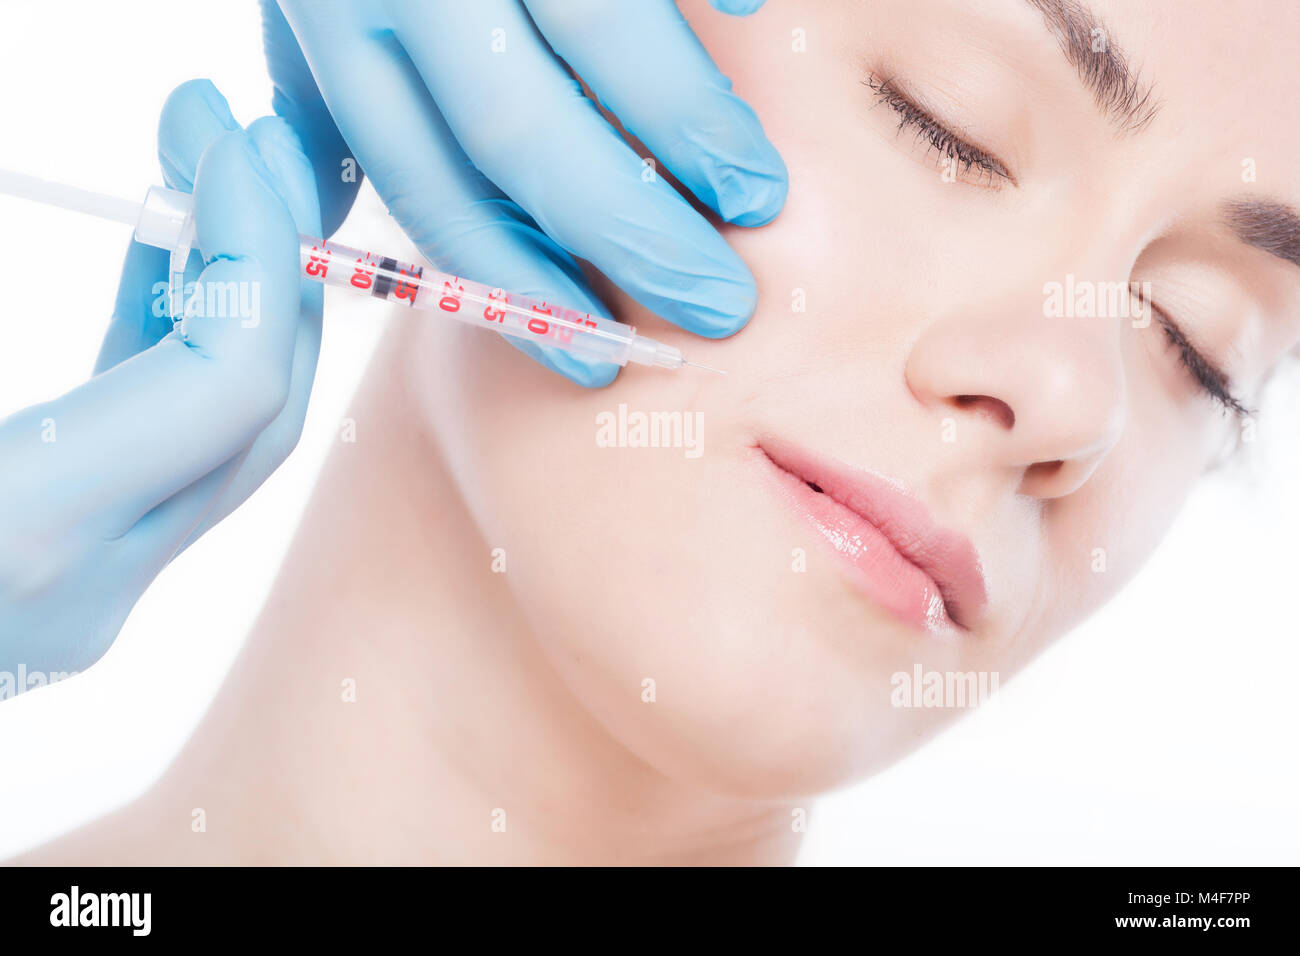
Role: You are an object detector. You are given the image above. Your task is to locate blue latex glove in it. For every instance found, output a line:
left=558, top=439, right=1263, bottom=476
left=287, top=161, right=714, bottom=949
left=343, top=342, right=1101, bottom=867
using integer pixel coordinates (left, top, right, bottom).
left=262, top=0, right=785, bottom=386
left=0, top=80, right=322, bottom=678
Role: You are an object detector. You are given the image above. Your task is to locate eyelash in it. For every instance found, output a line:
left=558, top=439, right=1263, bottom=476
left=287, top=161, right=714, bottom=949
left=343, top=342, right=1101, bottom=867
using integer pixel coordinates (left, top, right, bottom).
left=865, top=74, right=1013, bottom=186
left=1140, top=295, right=1251, bottom=417
left=867, top=71, right=1250, bottom=419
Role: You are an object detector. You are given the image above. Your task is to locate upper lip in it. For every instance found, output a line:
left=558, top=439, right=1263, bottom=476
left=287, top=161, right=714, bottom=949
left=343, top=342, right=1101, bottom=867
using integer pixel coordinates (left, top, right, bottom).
left=758, top=439, right=988, bottom=630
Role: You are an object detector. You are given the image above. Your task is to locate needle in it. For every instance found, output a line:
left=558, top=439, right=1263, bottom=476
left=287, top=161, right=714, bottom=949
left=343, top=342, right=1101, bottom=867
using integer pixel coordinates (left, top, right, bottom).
left=683, top=360, right=727, bottom=375
left=1, top=167, right=736, bottom=375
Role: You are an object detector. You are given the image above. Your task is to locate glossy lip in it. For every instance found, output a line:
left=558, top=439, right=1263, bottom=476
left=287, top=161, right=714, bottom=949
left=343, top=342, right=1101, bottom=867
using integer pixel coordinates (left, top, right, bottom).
left=755, top=439, right=988, bottom=636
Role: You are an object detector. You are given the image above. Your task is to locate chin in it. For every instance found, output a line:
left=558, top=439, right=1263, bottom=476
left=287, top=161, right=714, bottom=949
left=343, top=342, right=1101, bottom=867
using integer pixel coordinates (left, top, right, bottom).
left=532, top=563, right=972, bottom=801
left=498, top=429, right=1003, bottom=800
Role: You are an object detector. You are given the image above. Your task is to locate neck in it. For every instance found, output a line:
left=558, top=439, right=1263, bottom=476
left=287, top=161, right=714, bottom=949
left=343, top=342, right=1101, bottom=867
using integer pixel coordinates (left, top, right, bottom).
left=84, top=327, right=799, bottom=865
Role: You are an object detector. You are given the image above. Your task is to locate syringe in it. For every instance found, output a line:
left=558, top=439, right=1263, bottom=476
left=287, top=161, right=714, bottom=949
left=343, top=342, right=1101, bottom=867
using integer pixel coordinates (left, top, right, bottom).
left=0, top=169, right=727, bottom=375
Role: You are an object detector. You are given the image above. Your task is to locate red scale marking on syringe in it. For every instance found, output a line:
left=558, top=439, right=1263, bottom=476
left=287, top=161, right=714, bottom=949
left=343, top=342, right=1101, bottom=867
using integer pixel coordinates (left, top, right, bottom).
left=392, top=264, right=422, bottom=304
left=297, top=240, right=635, bottom=354
left=0, top=171, right=720, bottom=373
left=304, top=242, right=332, bottom=281
left=349, top=251, right=377, bottom=293
left=302, top=240, right=426, bottom=306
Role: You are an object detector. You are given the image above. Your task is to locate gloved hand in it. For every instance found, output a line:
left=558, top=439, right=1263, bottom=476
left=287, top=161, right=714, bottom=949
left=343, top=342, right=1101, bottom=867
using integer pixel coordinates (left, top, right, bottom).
left=0, top=80, right=322, bottom=679
left=262, top=0, right=785, bottom=386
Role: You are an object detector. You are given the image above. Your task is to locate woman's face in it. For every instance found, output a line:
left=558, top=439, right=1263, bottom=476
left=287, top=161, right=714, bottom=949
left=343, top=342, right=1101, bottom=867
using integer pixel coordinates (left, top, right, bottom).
left=407, top=0, right=1300, bottom=798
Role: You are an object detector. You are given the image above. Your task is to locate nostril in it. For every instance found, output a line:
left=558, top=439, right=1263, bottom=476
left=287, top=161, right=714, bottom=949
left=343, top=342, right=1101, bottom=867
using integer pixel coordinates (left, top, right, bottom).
left=952, top=394, right=1016, bottom=430
left=1025, top=459, right=1065, bottom=482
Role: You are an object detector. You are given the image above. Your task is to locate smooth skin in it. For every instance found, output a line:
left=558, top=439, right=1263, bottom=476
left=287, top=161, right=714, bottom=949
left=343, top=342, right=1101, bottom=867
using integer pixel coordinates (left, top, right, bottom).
left=18, top=0, right=1300, bottom=864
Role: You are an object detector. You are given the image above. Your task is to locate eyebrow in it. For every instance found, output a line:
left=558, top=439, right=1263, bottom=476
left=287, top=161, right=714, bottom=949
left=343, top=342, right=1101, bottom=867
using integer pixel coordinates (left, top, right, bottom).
left=1014, top=2, right=1300, bottom=276
left=1022, top=2, right=1300, bottom=273
left=1222, top=199, right=1300, bottom=271
left=1023, top=0, right=1160, bottom=132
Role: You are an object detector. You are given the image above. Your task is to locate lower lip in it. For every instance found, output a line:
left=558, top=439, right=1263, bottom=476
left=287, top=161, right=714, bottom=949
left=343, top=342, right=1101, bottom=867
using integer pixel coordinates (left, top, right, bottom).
left=757, top=450, right=961, bottom=636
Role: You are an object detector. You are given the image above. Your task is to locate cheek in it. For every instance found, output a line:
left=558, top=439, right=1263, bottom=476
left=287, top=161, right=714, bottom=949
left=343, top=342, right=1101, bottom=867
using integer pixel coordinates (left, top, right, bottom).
left=394, top=4, right=1227, bottom=796
left=486, top=453, right=969, bottom=798
left=407, top=321, right=980, bottom=796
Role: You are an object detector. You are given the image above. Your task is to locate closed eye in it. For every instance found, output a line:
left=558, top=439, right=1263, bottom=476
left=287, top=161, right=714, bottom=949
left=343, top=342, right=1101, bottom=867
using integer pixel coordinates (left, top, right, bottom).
left=865, top=73, right=1014, bottom=188
left=865, top=72, right=1251, bottom=425
left=1141, top=296, right=1252, bottom=418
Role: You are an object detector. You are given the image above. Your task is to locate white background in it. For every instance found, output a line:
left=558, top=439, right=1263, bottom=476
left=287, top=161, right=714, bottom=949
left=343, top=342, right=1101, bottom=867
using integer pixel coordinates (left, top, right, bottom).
left=0, top=1, right=1296, bottom=865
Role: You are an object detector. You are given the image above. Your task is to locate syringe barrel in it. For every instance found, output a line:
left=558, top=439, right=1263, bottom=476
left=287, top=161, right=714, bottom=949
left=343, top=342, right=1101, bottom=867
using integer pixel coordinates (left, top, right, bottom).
left=129, top=186, right=659, bottom=367
left=300, top=236, right=638, bottom=366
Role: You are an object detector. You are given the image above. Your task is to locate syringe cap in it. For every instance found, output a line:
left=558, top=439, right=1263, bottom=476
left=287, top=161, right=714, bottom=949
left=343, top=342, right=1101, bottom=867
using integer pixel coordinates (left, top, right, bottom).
left=133, top=185, right=196, bottom=253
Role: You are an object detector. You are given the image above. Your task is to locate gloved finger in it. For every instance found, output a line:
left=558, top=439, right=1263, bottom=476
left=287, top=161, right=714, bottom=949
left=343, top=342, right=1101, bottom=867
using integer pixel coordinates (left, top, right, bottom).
left=155, top=82, right=243, bottom=315
left=708, top=0, right=768, bottom=14
left=260, top=0, right=361, bottom=236
left=165, top=115, right=325, bottom=551
left=522, top=0, right=786, bottom=227
left=95, top=79, right=244, bottom=375
left=116, top=114, right=326, bottom=560
left=93, top=240, right=173, bottom=374
left=10, top=131, right=303, bottom=537
left=273, top=5, right=620, bottom=386
left=390, top=0, right=759, bottom=339
left=158, top=79, right=243, bottom=192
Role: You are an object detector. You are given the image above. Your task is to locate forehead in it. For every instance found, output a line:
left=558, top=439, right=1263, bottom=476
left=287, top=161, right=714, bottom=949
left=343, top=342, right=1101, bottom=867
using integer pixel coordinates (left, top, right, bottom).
left=1050, top=0, right=1300, bottom=188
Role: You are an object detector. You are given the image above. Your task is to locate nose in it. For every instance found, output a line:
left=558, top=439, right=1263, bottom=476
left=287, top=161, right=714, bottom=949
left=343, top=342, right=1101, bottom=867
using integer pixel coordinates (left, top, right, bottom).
left=905, top=281, right=1127, bottom=499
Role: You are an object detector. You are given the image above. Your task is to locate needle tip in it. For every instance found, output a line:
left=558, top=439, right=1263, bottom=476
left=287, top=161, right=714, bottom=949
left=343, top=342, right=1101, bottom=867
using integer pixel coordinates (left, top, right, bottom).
left=683, top=360, right=727, bottom=375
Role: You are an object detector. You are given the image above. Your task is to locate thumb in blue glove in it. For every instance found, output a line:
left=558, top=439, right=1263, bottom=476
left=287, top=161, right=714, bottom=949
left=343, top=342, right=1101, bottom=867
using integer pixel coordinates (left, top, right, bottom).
left=0, top=81, right=322, bottom=680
